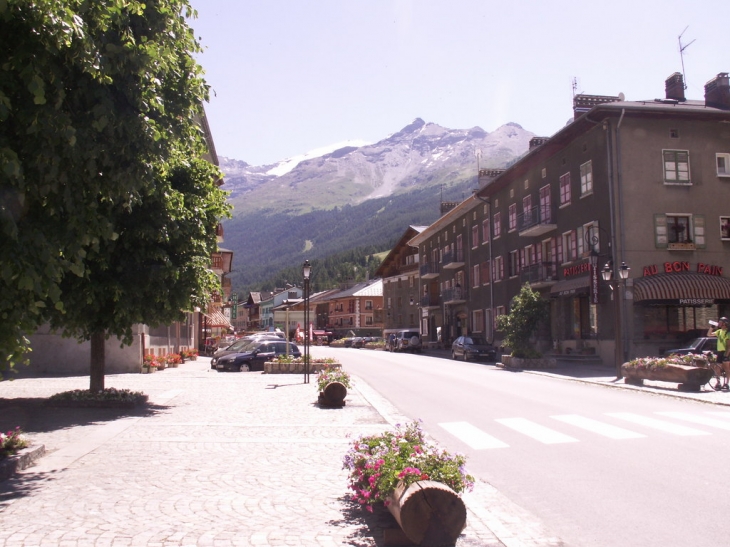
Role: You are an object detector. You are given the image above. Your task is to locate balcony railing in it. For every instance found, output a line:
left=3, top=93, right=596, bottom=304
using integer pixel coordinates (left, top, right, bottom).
left=442, top=287, right=467, bottom=303
left=520, top=261, right=559, bottom=288
left=518, top=206, right=557, bottom=237
left=442, top=249, right=465, bottom=269
left=420, top=295, right=441, bottom=308
left=420, top=262, right=440, bottom=279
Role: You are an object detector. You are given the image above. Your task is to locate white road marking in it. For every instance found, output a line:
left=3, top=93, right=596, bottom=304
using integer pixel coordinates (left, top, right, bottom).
left=606, top=413, right=710, bottom=436
left=656, top=411, right=730, bottom=431
left=439, top=421, right=509, bottom=449
left=551, top=414, right=646, bottom=439
left=495, top=418, right=579, bottom=444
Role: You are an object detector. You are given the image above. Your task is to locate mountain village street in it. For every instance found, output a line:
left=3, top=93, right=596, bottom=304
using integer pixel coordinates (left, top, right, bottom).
left=3, top=351, right=730, bottom=546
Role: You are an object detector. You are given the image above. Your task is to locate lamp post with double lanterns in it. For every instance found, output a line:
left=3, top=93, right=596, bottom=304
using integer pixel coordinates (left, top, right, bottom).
left=601, top=260, right=630, bottom=378
left=302, top=260, right=311, bottom=384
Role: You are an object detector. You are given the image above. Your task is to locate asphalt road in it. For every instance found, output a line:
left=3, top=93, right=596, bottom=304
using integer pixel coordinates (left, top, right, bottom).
left=312, top=346, right=730, bottom=547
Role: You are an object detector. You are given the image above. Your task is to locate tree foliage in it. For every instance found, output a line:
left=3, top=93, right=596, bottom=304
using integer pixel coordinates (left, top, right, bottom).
left=0, top=0, right=227, bottom=372
left=496, top=283, right=549, bottom=358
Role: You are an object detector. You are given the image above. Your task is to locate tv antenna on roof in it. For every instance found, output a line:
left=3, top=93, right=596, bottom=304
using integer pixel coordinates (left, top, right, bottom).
left=572, top=77, right=579, bottom=98
left=678, top=26, right=695, bottom=90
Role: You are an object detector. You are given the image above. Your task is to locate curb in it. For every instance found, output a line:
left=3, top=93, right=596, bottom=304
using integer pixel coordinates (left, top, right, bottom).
left=0, top=444, right=46, bottom=482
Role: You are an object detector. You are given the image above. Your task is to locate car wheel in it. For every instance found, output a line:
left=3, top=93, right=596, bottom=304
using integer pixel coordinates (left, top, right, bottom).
left=239, top=363, right=250, bottom=372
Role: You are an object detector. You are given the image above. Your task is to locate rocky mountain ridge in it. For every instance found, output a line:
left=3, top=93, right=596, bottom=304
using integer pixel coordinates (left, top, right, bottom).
left=220, top=118, right=535, bottom=216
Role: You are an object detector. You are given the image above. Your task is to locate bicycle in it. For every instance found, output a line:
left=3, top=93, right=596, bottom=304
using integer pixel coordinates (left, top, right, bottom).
left=706, top=359, right=728, bottom=391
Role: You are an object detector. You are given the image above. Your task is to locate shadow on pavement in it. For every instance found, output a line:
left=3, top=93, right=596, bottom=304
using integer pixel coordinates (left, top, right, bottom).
left=329, top=495, right=400, bottom=547
left=0, top=397, right=165, bottom=437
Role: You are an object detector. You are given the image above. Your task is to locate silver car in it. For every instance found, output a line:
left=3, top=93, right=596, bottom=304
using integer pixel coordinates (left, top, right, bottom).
left=211, top=335, right=282, bottom=367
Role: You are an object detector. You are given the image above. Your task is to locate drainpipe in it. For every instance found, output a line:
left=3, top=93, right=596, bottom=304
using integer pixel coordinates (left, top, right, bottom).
left=615, top=109, right=630, bottom=364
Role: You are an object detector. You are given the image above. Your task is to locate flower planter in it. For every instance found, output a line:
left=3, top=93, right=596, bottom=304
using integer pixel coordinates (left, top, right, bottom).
left=385, top=480, right=466, bottom=546
left=317, top=381, right=347, bottom=407
left=622, top=362, right=713, bottom=391
left=501, top=355, right=557, bottom=370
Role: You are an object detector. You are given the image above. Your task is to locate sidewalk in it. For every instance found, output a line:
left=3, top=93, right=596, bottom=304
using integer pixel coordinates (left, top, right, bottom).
left=0, top=358, right=562, bottom=547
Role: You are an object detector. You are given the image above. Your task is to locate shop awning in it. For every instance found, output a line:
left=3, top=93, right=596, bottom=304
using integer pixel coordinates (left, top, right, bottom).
left=550, top=276, right=590, bottom=297
left=202, top=309, right=231, bottom=328
left=634, top=273, right=730, bottom=303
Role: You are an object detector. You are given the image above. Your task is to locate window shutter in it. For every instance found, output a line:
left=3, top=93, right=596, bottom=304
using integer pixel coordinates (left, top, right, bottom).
left=693, top=215, right=706, bottom=249
left=654, top=214, right=668, bottom=248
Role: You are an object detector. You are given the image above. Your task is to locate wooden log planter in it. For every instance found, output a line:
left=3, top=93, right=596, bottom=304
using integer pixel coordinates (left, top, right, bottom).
left=318, top=381, right=347, bottom=407
left=386, top=480, right=467, bottom=546
left=621, top=362, right=713, bottom=392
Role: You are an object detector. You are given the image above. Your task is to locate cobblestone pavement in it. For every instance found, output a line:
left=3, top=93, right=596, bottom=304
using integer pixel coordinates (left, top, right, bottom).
left=0, top=357, right=563, bottom=547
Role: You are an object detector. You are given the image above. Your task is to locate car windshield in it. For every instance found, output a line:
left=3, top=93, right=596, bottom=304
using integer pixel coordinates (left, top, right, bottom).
left=226, top=338, right=254, bottom=351
left=687, top=338, right=705, bottom=350
left=465, top=337, right=488, bottom=346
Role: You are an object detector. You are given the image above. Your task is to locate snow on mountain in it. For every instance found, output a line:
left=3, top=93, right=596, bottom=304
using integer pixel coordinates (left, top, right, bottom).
left=265, top=139, right=371, bottom=177
left=220, top=119, right=534, bottom=211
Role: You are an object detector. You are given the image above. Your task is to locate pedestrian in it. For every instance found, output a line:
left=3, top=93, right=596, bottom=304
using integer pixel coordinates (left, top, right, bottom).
left=708, top=317, right=730, bottom=387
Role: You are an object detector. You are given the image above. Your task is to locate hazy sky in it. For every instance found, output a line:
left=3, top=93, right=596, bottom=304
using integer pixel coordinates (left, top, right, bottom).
left=188, top=0, right=730, bottom=166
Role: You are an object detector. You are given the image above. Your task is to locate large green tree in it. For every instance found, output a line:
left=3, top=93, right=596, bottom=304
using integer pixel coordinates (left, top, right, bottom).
left=0, top=0, right=228, bottom=379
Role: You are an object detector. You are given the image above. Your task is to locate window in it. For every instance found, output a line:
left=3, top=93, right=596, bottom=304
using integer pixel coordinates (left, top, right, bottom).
left=539, top=185, right=551, bottom=223
left=721, top=217, right=730, bottom=240
left=562, top=230, right=577, bottom=262
left=472, top=264, right=480, bottom=287
left=472, top=310, right=484, bottom=333
left=493, top=212, right=502, bottom=239
left=654, top=214, right=706, bottom=249
left=365, top=316, right=373, bottom=325
left=580, top=160, right=593, bottom=195
left=365, top=300, right=373, bottom=310
left=482, top=219, right=490, bottom=243
left=471, top=224, right=479, bottom=247
left=508, top=204, right=517, bottom=231
left=481, top=261, right=491, bottom=285
left=559, top=172, right=571, bottom=205
left=493, top=256, right=504, bottom=282
left=667, top=215, right=691, bottom=243
left=717, top=153, right=730, bottom=177
left=663, top=150, right=690, bottom=183
left=508, top=250, right=519, bottom=277
left=495, top=306, right=506, bottom=329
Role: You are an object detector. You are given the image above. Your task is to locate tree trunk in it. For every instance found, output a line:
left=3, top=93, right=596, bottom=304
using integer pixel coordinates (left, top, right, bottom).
left=90, top=331, right=106, bottom=393
left=386, top=480, right=466, bottom=546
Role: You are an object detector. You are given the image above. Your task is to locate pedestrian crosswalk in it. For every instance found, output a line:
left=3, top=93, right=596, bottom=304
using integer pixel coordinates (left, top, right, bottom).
left=439, top=410, right=730, bottom=449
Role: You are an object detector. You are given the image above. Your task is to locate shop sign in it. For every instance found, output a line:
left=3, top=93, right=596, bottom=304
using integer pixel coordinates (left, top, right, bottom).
left=590, top=263, right=599, bottom=304
left=642, top=262, right=723, bottom=277
left=563, top=262, right=591, bottom=277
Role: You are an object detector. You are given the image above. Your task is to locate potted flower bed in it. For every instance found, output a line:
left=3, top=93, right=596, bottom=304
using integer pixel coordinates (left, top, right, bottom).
left=181, top=348, right=198, bottom=361
left=264, top=355, right=340, bottom=374
left=165, top=353, right=182, bottom=368
left=343, top=421, right=474, bottom=546
left=316, top=364, right=350, bottom=407
left=0, top=427, right=45, bottom=482
left=142, top=354, right=160, bottom=373
left=622, top=354, right=713, bottom=391
left=46, top=388, right=148, bottom=408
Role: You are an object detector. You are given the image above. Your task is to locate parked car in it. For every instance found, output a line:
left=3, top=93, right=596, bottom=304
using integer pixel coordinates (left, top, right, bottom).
left=386, top=330, right=422, bottom=353
left=451, top=336, right=496, bottom=361
left=214, top=341, right=301, bottom=372
left=661, top=337, right=716, bottom=356
left=351, top=337, right=364, bottom=348
left=211, top=334, right=284, bottom=367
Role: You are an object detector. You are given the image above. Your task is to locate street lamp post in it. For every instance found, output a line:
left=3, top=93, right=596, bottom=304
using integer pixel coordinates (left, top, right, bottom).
left=302, top=260, right=311, bottom=384
left=602, top=261, right=630, bottom=379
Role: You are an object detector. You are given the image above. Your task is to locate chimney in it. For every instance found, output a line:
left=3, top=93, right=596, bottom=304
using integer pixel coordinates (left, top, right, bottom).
left=573, top=94, right=622, bottom=120
left=665, top=72, right=685, bottom=101
left=529, top=137, right=549, bottom=150
left=705, top=73, right=730, bottom=109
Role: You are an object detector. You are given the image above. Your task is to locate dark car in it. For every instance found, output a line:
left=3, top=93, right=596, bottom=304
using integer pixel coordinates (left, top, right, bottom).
left=214, top=341, right=301, bottom=372
left=662, top=337, right=716, bottom=356
left=451, top=336, right=496, bottom=361
left=211, top=334, right=282, bottom=367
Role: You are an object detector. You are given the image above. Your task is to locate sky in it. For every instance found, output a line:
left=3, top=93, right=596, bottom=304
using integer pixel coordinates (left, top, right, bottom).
left=187, top=0, right=730, bottom=167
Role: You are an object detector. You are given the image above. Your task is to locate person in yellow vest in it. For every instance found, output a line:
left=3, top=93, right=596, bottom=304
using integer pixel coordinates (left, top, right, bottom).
left=708, top=317, right=730, bottom=388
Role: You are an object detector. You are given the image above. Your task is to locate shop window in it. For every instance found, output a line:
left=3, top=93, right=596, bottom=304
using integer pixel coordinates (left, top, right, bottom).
left=663, top=150, right=690, bottom=184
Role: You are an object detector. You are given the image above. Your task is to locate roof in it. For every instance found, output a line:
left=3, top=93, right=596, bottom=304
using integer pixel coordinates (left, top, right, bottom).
left=376, top=225, right=427, bottom=276
left=329, top=279, right=383, bottom=299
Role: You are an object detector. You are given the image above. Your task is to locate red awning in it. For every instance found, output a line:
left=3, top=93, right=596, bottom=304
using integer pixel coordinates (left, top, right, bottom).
left=634, top=273, right=730, bottom=302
